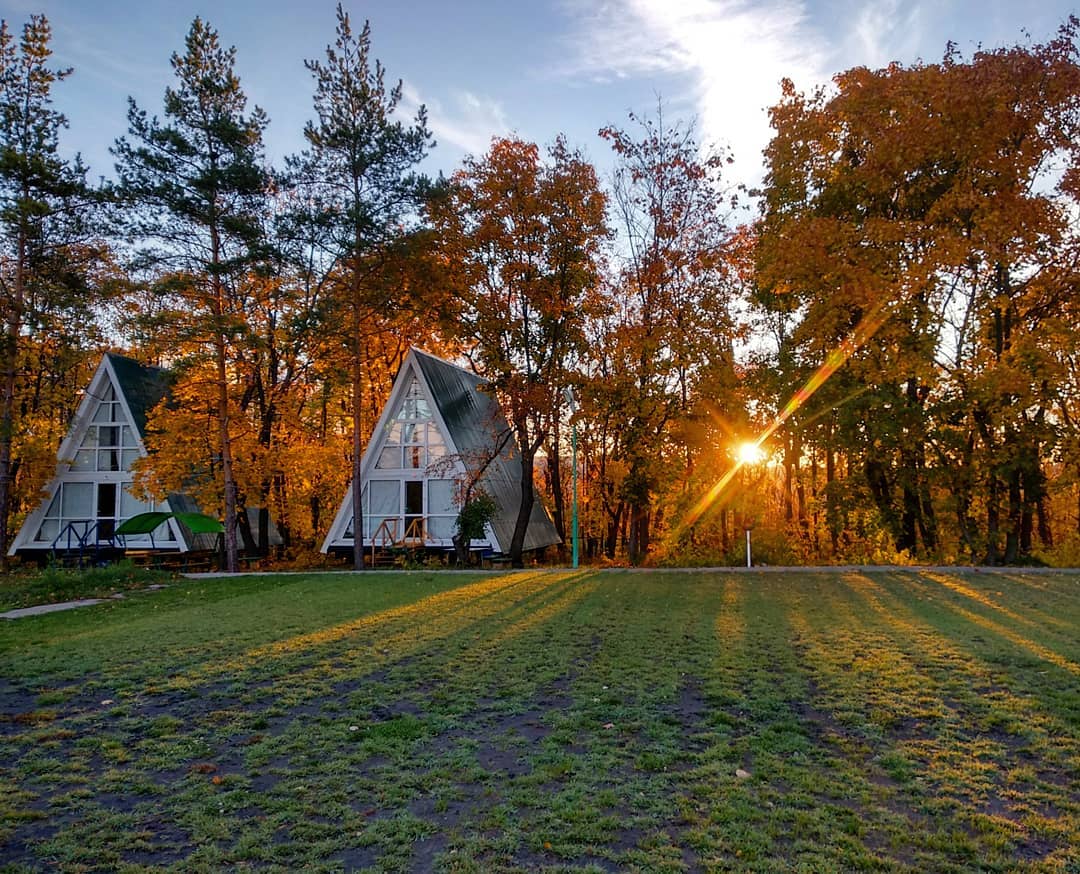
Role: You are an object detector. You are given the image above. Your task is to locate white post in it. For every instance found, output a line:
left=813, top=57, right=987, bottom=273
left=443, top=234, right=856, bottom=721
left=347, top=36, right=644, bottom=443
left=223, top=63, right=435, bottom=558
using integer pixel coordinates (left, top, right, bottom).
left=745, top=527, right=752, bottom=568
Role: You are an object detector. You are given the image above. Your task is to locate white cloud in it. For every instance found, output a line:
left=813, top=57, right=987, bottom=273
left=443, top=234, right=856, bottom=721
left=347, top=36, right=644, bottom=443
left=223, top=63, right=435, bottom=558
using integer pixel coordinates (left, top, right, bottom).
left=848, top=0, right=926, bottom=68
left=560, top=0, right=830, bottom=186
left=401, top=84, right=511, bottom=161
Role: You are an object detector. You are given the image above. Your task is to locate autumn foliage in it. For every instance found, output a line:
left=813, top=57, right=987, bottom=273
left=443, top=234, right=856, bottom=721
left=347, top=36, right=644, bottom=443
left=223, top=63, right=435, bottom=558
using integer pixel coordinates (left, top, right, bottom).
left=4, top=11, right=1080, bottom=567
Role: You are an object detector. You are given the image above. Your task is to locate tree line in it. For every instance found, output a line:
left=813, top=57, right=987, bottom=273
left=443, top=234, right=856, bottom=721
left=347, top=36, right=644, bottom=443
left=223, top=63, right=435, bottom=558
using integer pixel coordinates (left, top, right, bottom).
left=2, top=9, right=1080, bottom=570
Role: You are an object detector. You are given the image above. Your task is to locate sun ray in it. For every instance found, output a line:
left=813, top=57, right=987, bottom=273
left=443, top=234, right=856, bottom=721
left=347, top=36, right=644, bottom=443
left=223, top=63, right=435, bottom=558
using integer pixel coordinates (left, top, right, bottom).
left=683, top=297, right=893, bottom=529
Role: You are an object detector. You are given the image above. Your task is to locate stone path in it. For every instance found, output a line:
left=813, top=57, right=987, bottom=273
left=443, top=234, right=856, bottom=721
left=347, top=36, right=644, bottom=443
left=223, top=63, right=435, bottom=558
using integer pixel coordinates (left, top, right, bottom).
left=0, top=597, right=112, bottom=620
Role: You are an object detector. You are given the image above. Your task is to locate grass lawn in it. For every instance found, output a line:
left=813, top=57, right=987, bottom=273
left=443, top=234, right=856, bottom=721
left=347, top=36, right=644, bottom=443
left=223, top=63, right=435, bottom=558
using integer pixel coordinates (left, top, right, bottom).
left=0, top=568, right=1077, bottom=873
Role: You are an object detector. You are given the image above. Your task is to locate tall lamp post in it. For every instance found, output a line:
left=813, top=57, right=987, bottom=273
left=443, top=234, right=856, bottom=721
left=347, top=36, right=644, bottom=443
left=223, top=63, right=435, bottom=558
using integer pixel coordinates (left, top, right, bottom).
left=564, top=388, right=579, bottom=569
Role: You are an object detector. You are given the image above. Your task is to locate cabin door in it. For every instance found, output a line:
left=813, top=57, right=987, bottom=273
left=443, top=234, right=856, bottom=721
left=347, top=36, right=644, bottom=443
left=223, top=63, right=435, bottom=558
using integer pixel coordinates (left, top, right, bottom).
left=404, top=481, right=424, bottom=540
left=97, top=483, right=117, bottom=540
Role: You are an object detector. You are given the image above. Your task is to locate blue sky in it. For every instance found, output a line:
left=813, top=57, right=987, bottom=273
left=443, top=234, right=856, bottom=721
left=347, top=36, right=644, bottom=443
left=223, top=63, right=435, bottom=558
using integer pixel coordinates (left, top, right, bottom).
left=4, top=0, right=1077, bottom=189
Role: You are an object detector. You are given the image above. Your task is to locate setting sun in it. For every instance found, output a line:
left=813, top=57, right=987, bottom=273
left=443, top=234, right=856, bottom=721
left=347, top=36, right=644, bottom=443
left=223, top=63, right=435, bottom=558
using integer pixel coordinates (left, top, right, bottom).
left=736, top=441, right=765, bottom=466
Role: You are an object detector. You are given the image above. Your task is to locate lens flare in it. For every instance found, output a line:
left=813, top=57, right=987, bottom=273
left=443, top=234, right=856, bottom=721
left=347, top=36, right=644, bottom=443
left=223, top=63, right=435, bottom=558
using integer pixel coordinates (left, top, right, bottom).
left=736, top=441, right=765, bottom=465
left=683, top=298, right=893, bottom=530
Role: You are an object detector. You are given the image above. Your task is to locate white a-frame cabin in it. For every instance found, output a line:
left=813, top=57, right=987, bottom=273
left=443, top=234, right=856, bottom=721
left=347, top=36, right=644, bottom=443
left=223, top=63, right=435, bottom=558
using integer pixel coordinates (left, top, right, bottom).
left=10, top=353, right=213, bottom=560
left=321, top=348, right=560, bottom=557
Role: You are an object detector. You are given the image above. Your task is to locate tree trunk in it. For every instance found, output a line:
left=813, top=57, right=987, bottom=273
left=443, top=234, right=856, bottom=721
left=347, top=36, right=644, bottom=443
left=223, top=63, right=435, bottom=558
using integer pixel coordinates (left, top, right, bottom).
left=627, top=502, right=650, bottom=565
left=216, top=331, right=239, bottom=573
left=984, top=472, right=1001, bottom=565
left=1005, top=463, right=1022, bottom=564
left=899, top=465, right=920, bottom=555
left=547, top=426, right=566, bottom=556
left=796, top=465, right=808, bottom=540
left=509, top=445, right=536, bottom=569
left=604, top=500, right=623, bottom=559
left=310, top=494, right=321, bottom=543
left=826, top=440, right=838, bottom=556
left=917, top=462, right=937, bottom=553
left=865, top=455, right=901, bottom=550
left=237, top=503, right=258, bottom=554
left=783, top=435, right=795, bottom=524
left=952, top=432, right=976, bottom=561
left=452, top=531, right=470, bottom=567
left=0, top=222, right=26, bottom=571
left=351, top=298, right=365, bottom=571
left=272, top=471, right=291, bottom=550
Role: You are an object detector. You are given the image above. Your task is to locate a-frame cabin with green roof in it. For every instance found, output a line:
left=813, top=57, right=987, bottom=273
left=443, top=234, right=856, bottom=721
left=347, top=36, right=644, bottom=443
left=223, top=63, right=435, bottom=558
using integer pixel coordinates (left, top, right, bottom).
left=320, top=348, right=561, bottom=558
left=9, top=353, right=213, bottom=560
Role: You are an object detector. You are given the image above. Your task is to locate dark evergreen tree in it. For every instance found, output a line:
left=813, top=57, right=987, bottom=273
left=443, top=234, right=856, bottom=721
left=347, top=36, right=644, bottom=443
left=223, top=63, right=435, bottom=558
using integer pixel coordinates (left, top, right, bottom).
left=0, top=15, right=100, bottom=568
left=290, top=4, right=432, bottom=570
left=112, top=17, right=270, bottom=572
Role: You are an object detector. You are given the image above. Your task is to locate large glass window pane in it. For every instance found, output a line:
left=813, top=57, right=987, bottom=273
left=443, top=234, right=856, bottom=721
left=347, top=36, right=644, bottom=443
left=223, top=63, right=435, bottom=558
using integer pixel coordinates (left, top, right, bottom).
left=99, top=450, right=120, bottom=471
left=428, top=516, right=455, bottom=539
left=428, top=479, right=455, bottom=514
left=42, top=492, right=60, bottom=519
left=70, top=450, right=94, bottom=471
left=412, top=398, right=432, bottom=419
left=375, top=446, right=400, bottom=469
left=404, top=446, right=424, bottom=469
left=121, top=449, right=140, bottom=470
left=101, top=384, right=115, bottom=402
left=100, top=426, right=120, bottom=447
left=369, top=481, right=400, bottom=515
left=122, top=426, right=137, bottom=447
left=80, top=428, right=99, bottom=449
left=398, top=381, right=432, bottom=420
left=120, top=486, right=150, bottom=518
left=36, top=519, right=58, bottom=541
left=61, top=482, right=93, bottom=518
left=92, top=403, right=112, bottom=423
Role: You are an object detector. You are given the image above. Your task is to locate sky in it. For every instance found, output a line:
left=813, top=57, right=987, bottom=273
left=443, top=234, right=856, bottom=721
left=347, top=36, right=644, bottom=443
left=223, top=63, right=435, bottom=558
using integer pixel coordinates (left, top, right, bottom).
left=3, top=0, right=1077, bottom=191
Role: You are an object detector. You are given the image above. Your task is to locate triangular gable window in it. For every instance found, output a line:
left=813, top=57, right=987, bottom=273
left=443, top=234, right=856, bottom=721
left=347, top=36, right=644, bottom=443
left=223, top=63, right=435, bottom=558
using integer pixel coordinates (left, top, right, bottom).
left=69, top=380, right=140, bottom=472
left=374, top=376, right=447, bottom=471
left=397, top=376, right=431, bottom=420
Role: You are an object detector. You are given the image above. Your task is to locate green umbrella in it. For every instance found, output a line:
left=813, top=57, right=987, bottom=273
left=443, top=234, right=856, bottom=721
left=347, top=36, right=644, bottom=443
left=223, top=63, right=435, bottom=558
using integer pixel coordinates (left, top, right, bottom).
left=115, top=511, right=224, bottom=536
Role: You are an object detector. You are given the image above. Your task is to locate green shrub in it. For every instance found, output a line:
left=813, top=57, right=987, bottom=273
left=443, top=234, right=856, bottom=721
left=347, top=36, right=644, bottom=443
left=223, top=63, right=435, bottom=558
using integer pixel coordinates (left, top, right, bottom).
left=0, top=561, right=176, bottom=611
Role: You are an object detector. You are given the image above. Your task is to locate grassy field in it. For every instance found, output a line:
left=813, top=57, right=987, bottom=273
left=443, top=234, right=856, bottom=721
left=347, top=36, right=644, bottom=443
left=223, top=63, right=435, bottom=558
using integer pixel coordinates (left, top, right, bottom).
left=0, top=569, right=1077, bottom=873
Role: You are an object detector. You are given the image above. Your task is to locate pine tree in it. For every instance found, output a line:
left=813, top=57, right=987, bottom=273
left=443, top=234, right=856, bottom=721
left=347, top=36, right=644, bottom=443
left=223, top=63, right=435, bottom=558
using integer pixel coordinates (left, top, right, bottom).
left=0, top=15, right=98, bottom=567
left=290, top=4, right=432, bottom=570
left=113, top=17, right=270, bottom=573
